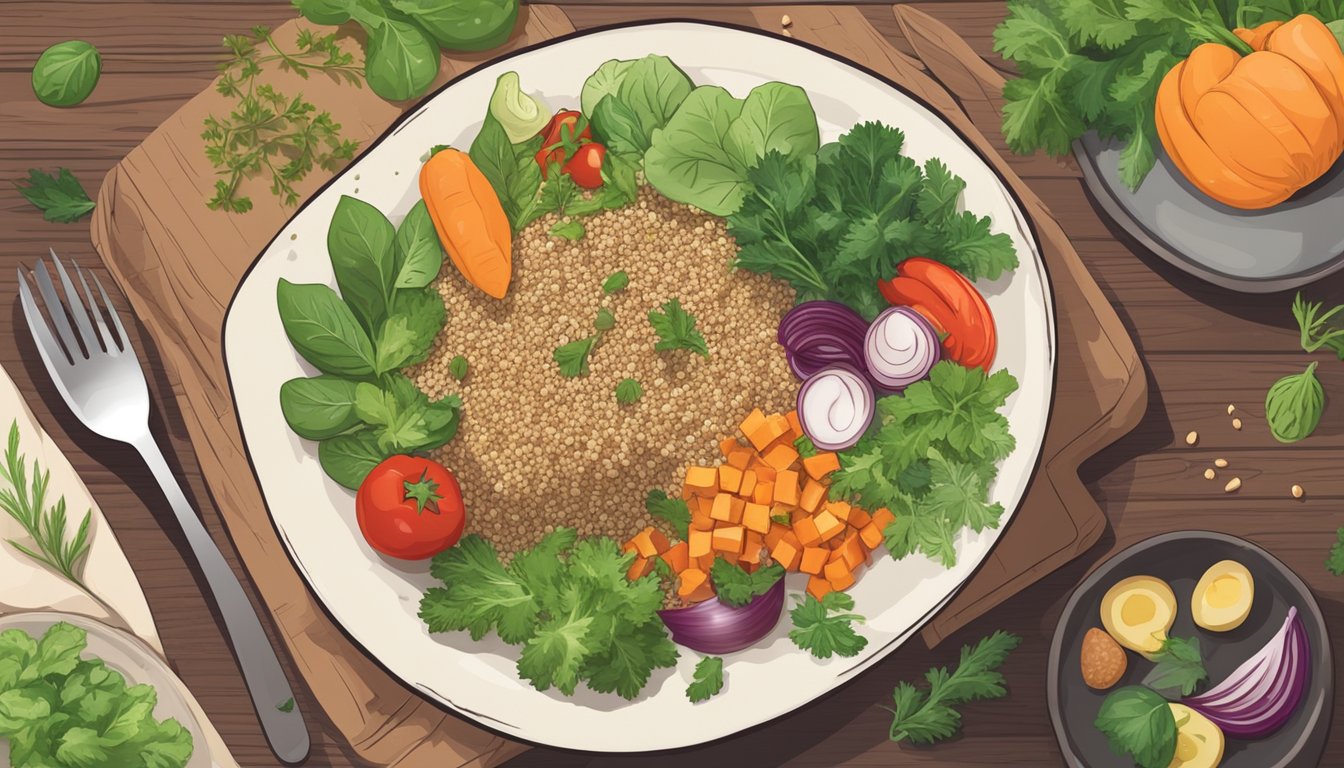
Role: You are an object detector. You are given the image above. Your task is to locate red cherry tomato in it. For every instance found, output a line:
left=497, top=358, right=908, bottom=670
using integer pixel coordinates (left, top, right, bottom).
left=564, top=143, right=606, bottom=189
left=355, top=455, right=465, bottom=560
left=539, top=109, right=591, bottom=148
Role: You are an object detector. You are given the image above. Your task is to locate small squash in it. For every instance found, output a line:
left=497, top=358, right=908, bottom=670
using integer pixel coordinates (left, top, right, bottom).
left=419, top=148, right=513, bottom=299
left=1155, top=14, right=1344, bottom=209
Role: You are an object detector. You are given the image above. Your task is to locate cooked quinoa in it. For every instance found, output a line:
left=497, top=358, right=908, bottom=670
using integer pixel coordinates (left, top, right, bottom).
left=409, top=185, right=798, bottom=556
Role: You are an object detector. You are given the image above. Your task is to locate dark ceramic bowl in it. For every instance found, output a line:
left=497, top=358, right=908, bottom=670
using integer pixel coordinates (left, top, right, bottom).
left=1048, top=531, right=1333, bottom=767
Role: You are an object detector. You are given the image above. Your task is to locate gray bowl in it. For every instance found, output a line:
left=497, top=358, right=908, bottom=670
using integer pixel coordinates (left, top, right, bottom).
left=1047, top=531, right=1333, bottom=767
left=1075, top=133, right=1344, bottom=293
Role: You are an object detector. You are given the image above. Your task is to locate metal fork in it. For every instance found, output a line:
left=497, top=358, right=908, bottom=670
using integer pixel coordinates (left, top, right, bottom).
left=18, top=250, right=310, bottom=764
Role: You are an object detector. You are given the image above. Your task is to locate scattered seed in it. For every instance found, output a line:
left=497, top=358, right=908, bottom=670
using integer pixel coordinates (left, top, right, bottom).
left=1214, top=458, right=1228, bottom=468
left=290, top=233, right=297, bottom=241
left=1292, top=484, right=1305, bottom=499
left=1203, top=468, right=1215, bottom=480
left=1232, top=417, right=1243, bottom=430
left=1185, top=431, right=1198, bottom=446
left=1227, top=404, right=1236, bottom=415
left=1224, top=477, right=1242, bottom=493
left=782, top=28, right=793, bottom=37
left=781, top=13, right=793, bottom=27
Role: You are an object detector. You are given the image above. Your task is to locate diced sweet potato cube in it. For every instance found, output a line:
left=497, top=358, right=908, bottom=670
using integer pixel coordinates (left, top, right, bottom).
left=743, top=502, right=771, bottom=534
left=739, top=408, right=767, bottom=440
left=691, top=498, right=715, bottom=531
left=763, top=443, right=800, bottom=471
left=790, top=506, right=810, bottom=525
left=696, top=552, right=716, bottom=571
left=764, top=522, right=789, bottom=550
left=848, top=505, right=872, bottom=528
left=630, top=527, right=670, bottom=558
left=709, top=493, right=733, bottom=522
left=685, top=466, right=717, bottom=492
left=823, top=556, right=851, bottom=584
left=627, top=556, right=654, bottom=581
left=752, top=480, right=774, bottom=505
left=785, top=410, right=803, bottom=439
left=829, top=570, right=856, bottom=591
left=807, top=575, right=834, bottom=600
left=859, top=521, right=884, bottom=550
left=678, top=568, right=714, bottom=602
left=802, top=452, right=841, bottom=480
left=741, top=531, right=765, bottom=564
left=726, top=449, right=751, bottom=471
left=841, top=532, right=867, bottom=570
left=728, top=496, right=746, bottom=524
left=621, top=536, right=638, bottom=555
left=747, top=417, right=787, bottom=452
left=712, top=525, right=745, bottom=554
left=718, top=464, right=744, bottom=493
left=739, top=470, right=757, bottom=497
left=771, top=536, right=801, bottom=570
left=792, top=516, right=821, bottom=546
left=662, top=541, right=690, bottom=573
left=813, top=509, right=845, bottom=542
left=775, top=470, right=800, bottom=505
left=689, top=528, right=713, bottom=558
left=824, top=500, right=851, bottom=521
left=799, top=546, right=828, bottom=575
left=871, top=507, right=896, bottom=530
left=753, top=465, right=777, bottom=483
left=799, top=478, right=826, bottom=513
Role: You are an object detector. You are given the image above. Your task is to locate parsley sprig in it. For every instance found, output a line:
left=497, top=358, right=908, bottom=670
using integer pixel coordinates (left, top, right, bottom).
left=686, top=656, right=725, bottom=703
left=15, top=169, right=95, bottom=223
left=648, top=298, right=709, bottom=357
left=788, top=592, right=868, bottom=659
left=1142, top=635, right=1207, bottom=697
left=203, top=26, right=361, bottom=212
left=710, top=558, right=783, bottom=607
left=645, top=490, right=690, bottom=538
left=1327, top=527, right=1344, bottom=576
left=0, top=421, right=108, bottom=613
left=887, top=630, right=1021, bottom=744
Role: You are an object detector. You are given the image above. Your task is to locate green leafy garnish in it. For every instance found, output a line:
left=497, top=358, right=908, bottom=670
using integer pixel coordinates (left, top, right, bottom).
left=595, top=307, right=617, bottom=332
left=1327, top=527, right=1344, bottom=576
left=1265, top=361, right=1324, bottom=444
left=448, top=355, right=468, bottom=381
left=771, top=513, right=791, bottom=526
left=644, top=490, right=690, bottom=538
left=830, top=361, right=1017, bottom=567
left=729, top=124, right=1017, bottom=319
left=1142, top=636, right=1207, bottom=697
left=602, top=270, right=630, bottom=294
left=276, top=697, right=296, bottom=713
left=686, top=656, right=725, bottom=703
left=648, top=298, right=709, bottom=357
left=204, top=26, right=361, bottom=212
left=0, top=422, right=102, bottom=608
left=418, top=530, right=677, bottom=699
left=32, top=40, right=101, bottom=107
left=888, top=630, right=1020, bottom=744
left=554, top=336, right=600, bottom=377
left=1095, top=686, right=1178, bottom=768
left=709, top=558, right=783, bottom=607
left=551, top=219, right=585, bottom=240
left=794, top=434, right=817, bottom=458
left=615, top=377, right=643, bottom=405
left=1294, top=292, right=1344, bottom=359
left=0, top=623, right=194, bottom=767
left=788, top=592, right=868, bottom=659
left=15, top=169, right=95, bottom=223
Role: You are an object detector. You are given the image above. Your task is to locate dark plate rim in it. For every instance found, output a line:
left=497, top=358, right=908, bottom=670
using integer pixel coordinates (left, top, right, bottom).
left=1046, top=530, right=1334, bottom=768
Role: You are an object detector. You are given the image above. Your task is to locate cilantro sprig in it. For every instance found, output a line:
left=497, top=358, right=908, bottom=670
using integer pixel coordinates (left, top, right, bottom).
left=15, top=169, right=95, bottom=223
left=788, top=592, right=868, bottom=659
left=1142, top=635, right=1207, bottom=697
left=418, top=529, right=678, bottom=699
left=710, top=558, right=784, bottom=607
left=686, top=656, right=725, bottom=703
left=648, top=298, right=709, bottom=357
left=887, top=630, right=1021, bottom=744
left=645, top=490, right=690, bottom=538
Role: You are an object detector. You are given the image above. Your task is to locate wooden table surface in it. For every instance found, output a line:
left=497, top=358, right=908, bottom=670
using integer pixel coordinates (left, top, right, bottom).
left=3, top=2, right=1343, bottom=766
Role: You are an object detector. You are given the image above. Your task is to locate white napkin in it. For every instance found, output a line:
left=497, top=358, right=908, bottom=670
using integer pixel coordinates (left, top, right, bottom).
left=0, top=362, right=238, bottom=768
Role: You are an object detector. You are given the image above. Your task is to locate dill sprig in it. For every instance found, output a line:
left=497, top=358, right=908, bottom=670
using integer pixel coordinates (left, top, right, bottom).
left=203, top=25, right=362, bottom=213
left=0, top=421, right=109, bottom=611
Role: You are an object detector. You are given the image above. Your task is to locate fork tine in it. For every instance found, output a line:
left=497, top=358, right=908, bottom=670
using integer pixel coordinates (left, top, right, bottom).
left=17, top=268, right=73, bottom=368
left=32, top=258, right=82, bottom=361
left=50, top=250, right=100, bottom=355
left=72, top=260, right=115, bottom=355
left=90, top=271, right=135, bottom=360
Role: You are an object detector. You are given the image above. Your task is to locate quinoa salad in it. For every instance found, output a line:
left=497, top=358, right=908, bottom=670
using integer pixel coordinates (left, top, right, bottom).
left=275, top=53, right=1024, bottom=702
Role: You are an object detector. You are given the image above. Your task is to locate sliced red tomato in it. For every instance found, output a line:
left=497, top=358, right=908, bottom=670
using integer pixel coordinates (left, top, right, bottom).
left=539, top=109, right=591, bottom=148
left=564, top=143, right=606, bottom=189
left=355, top=455, right=465, bottom=560
left=878, top=257, right=997, bottom=371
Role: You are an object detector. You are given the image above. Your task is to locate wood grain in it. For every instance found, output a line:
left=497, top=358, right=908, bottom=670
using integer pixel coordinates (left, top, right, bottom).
left=4, top=3, right=1343, bottom=767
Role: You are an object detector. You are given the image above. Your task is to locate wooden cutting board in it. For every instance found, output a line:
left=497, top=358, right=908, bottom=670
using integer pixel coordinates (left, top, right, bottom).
left=89, top=5, right=1146, bottom=765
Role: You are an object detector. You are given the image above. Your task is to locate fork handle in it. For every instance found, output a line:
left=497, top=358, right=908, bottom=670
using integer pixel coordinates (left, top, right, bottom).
left=131, top=431, right=310, bottom=764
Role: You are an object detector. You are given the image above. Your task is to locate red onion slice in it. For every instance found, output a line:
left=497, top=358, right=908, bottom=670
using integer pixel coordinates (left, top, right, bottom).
left=797, top=363, right=874, bottom=451
left=1186, top=607, right=1310, bottom=738
left=865, top=306, right=941, bottom=391
left=658, top=577, right=785, bottom=654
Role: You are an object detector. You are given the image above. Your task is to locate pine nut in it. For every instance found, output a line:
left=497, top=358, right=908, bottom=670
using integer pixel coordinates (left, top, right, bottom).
left=1232, top=418, right=1243, bottom=430
left=1203, top=468, right=1215, bottom=480
left=1185, top=431, right=1198, bottom=445
left=1224, top=477, right=1242, bottom=493
left=782, top=28, right=793, bottom=37
left=1214, top=458, right=1228, bottom=468
left=781, top=13, right=793, bottom=27
left=1292, top=484, right=1304, bottom=499
left=1227, top=404, right=1236, bottom=415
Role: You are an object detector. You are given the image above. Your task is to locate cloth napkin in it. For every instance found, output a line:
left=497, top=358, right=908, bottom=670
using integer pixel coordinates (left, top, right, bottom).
left=0, top=361, right=237, bottom=768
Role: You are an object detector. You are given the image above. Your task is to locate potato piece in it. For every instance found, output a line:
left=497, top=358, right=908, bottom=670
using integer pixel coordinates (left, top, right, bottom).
left=1080, top=627, right=1128, bottom=690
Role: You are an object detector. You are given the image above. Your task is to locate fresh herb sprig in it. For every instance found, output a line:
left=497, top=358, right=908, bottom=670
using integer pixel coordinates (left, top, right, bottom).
left=15, top=169, right=96, bottom=223
left=0, top=422, right=107, bottom=612
left=1294, top=292, right=1344, bottom=359
left=615, top=377, right=643, bottom=404
left=1142, top=635, right=1207, bottom=697
left=644, top=490, right=690, bottom=538
left=649, top=298, right=709, bottom=357
left=710, top=558, right=783, bottom=607
left=1327, top=527, right=1344, bottom=576
left=788, top=592, right=868, bottom=659
left=1095, top=685, right=1177, bottom=768
left=887, top=630, right=1021, bottom=745
left=686, top=656, right=725, bottom=702
left=204, top=26, right=361, bottom=213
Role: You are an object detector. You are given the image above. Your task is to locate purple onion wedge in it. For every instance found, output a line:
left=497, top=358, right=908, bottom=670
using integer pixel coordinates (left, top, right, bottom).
left=658, top=577, right=785, bottom=654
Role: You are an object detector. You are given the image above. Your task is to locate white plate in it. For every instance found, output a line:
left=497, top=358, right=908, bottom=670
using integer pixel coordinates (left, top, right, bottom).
left=0, top=612, right=211, bottom=768
left=223, top=21, right=1056, bottom=752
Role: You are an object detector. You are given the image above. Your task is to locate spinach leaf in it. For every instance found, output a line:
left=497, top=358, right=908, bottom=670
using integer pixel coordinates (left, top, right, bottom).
left=644, top=86, right=747, bottom=216
left=614, top=55, right=694, bottom=148
left=279, top=375, right=362, bottom=439
left=276, top=279, right=377, bottom=377
left=724, top=82, right=819, bottom=171
left=390, top=0, right=518, bottom=51
left=364, top=15, right=439, bottom=101
left=328, top=195, right=397, bottom=332
left=291, top=0, right=358, bottom=25
left=592, top=94, right=649, bottom=156
left=1095, top=686, right=1177, bottom=768
left=318, top=430, right=384, bottom=489
left=470, top=112, right=544, bottom=230
left=581, top=58, right=634, bottom=117
left=394, top=200, right=443, bottom=288
left=32, top=41, right=101, bottom=107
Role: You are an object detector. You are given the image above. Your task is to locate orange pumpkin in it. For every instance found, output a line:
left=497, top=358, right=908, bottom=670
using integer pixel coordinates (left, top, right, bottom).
left=1155, top=15, right=1344, bottom=209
